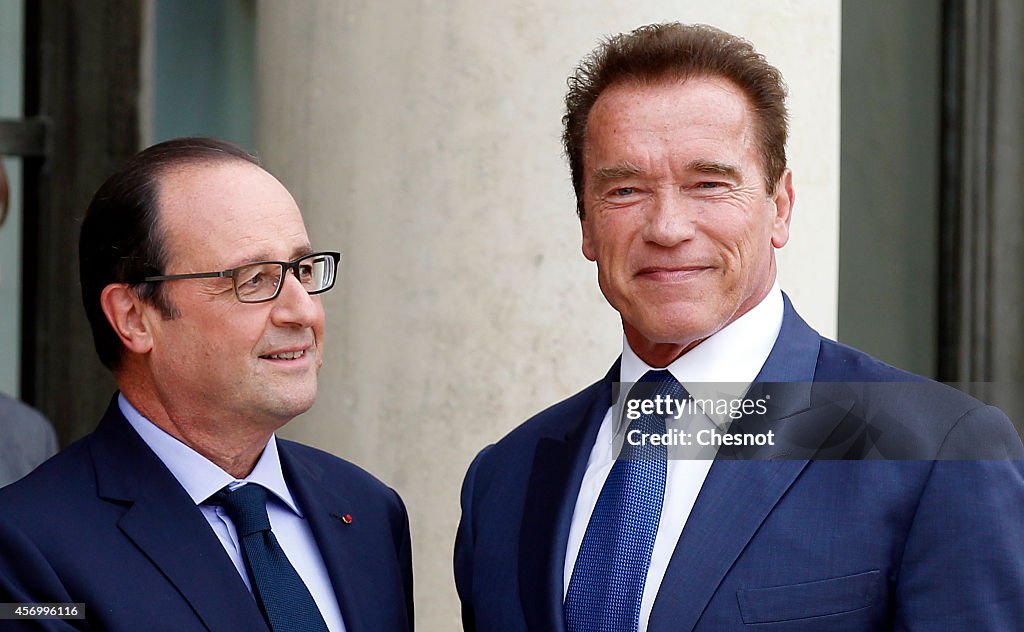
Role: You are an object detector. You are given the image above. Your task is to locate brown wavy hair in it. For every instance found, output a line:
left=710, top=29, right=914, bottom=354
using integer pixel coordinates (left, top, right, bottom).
left=563, top=23, right=789, bottom=218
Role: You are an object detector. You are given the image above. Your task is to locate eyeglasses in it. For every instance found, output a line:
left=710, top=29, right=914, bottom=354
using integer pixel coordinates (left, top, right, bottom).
left=142, top=251, right=341, bottom=303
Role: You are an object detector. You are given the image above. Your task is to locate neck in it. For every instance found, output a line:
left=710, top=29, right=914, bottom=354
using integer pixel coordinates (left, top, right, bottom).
left=623, top=328, right=702, bottom=368
left=117, top=372, right=273, bottom=479
left=623, top=274, right=777, bottom=368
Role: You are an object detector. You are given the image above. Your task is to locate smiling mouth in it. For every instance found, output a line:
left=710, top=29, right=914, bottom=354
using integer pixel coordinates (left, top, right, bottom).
left=260, top=350, right=307, bottom=360
left=636, top=266, right=713, bottom=280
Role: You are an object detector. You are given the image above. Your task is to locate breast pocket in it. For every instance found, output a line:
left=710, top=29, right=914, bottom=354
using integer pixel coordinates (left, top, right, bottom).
left=736, top=570, right=882, bottom=625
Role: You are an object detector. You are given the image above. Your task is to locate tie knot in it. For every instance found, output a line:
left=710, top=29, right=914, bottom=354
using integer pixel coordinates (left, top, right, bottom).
left=627, top=370, right=689, bottom=412
left=637, top=369, right=684, bottom=392
left=638, top=369, right=673, bottom=384
left=213, top=484, right=272, bottom=536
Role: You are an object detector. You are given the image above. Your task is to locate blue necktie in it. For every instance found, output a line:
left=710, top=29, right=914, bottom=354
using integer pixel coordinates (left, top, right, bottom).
left=214, top=484, right=330, bottom=632
left=564, top=370, right=684, bottom=632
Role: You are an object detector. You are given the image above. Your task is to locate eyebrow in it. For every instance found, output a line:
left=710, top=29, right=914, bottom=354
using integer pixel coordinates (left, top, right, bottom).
left=224, top=244, right=314, bottom=270
left=687, top=160, right=742, bottom=181
left=591, top=162, right=645, bottom=182
left=590, top=160, right=743, bottom=183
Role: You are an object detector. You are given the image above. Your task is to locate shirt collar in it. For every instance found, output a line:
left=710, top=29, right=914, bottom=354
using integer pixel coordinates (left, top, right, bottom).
left=617, top=282, right=783, bottom=427
left=118, top=393, right=302, bottom=516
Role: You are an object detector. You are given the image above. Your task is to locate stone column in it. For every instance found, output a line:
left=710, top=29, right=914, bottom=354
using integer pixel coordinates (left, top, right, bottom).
left=256, top=2, right=839, bottom=627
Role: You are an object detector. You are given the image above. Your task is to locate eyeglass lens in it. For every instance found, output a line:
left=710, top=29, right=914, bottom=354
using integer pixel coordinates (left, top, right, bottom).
left=234, top=253, right=336, bottom=302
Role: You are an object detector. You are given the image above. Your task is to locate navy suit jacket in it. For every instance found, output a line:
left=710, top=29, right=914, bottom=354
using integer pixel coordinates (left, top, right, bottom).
left=0, top=397, right=414, bottom=631
left=455, top=299, right=1024, bottom=631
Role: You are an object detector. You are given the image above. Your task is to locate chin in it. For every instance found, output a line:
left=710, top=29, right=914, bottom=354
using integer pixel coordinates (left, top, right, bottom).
left=631, top=306, right=721, bottom=343
left=292, top=389, right=319, bottom=415
left=268, top=388, right=318, bottom=421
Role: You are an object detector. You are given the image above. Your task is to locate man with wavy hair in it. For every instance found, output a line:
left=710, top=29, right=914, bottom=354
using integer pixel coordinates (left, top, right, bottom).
left=456, top=23, right=1024, bottom=632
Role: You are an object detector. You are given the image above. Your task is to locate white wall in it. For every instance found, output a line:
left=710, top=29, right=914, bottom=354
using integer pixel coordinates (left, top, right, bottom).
left=256, top=2, right=840, bottom=628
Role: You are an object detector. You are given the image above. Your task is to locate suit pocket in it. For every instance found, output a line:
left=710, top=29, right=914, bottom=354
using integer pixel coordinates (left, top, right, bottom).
left=736, top=569, right=882, bottom=624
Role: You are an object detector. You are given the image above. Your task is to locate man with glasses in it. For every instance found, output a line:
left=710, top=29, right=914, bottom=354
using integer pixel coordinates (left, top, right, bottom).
left=0, top=138, right=413, bottom=631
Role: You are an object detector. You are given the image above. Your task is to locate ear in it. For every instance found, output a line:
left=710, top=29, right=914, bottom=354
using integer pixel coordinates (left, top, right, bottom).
left=100, top=284, right=155, bottom=356
left=581, top=214, right=597, bottom=262
left=769, top=169, right=794, bottom=249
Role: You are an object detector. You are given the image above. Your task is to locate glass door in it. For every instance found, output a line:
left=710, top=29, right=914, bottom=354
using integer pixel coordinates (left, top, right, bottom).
left=0, top=0, right=25, bottom=397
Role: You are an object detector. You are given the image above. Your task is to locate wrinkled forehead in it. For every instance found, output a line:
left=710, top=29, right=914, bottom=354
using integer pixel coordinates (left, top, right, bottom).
left=585, top=77, right=758, bottom=154
left=587, top=74, right=757, bottom=132
left=583, top=76, right=770, bottom=187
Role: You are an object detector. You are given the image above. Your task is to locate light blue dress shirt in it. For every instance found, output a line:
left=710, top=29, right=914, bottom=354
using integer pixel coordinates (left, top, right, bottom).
left=119, top=394, right=346, bottom=632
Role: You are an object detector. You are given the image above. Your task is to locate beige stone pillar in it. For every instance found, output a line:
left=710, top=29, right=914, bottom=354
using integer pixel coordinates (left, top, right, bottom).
left=256, top=2, right=840, bottom=628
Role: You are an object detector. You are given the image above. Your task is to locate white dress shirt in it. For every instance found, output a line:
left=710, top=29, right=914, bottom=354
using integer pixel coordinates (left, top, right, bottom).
left=563, top=284, right=784, bottom=632
left=119, top=395, right=346, bottom=632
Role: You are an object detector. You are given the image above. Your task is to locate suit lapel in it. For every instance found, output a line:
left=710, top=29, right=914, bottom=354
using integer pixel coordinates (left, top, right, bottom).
left=720, top=382, right=857, bottom=461
left=117, top=490, right=268, bottom=631
left=519, top=363, right=618, bottom=632
left=647, top=459, right=808, bottom=631
left=648, top=296, right=828, bottom=631
left=278, top=445, right=371, bottom=632
left=90, top=398, right=268, bottom=632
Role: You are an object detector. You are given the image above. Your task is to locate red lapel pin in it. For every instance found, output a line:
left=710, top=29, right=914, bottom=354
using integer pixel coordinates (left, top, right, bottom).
left=332, top=512, right=353, bottom=524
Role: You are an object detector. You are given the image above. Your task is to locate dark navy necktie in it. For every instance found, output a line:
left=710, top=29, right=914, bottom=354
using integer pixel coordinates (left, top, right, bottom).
left=564, top=370, right=684, bottom=632
left=214, top=484, right=330, bottom=632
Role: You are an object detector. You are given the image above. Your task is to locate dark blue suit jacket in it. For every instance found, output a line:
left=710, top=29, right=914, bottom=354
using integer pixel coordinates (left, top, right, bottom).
left=0, top=397, right=414, bottom=631
left=455, top=299, right=1024, bottom=631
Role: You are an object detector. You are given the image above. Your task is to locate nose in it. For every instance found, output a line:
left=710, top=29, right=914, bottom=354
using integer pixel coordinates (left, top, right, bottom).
left=270, top=271, right=321, bottom=329
left=642, top=189, right=697, bottom=247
